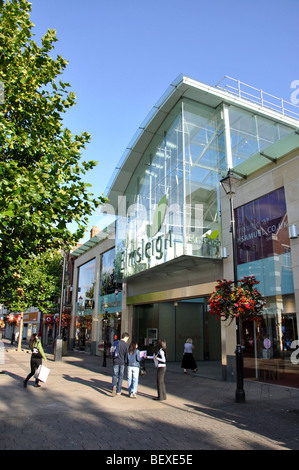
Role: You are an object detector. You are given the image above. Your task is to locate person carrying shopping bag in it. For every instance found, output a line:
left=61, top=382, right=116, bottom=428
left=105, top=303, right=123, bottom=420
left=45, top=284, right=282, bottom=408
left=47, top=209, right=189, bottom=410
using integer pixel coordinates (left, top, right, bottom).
left=23, top=333, right=47, bottom=388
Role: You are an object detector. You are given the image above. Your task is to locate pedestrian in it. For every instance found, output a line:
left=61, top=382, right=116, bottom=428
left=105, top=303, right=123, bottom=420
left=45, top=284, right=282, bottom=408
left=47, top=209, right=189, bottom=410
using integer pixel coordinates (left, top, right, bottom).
left=111, top=331, right=129, bottom=396
left=148, top=339, right=167, bottom=401
left=127, top=341, right=141, bottom=398
left=181, top=338, right=197, bottom=374
left=15, top=331, right=19, bottom=345
left=23, top=333, right=47, bottom=388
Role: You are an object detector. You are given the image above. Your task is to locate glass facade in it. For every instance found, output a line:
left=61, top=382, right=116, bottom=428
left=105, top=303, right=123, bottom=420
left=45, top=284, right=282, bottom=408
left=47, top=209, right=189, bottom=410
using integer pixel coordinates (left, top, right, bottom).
left=235, top=189, right=298, bottom=386
left=102, top=80, right=298, bottom=386
left=75, top=258, right=96, bottom=351
left=235, top=187, right=292, bottom=295
left=116, top=98, right=296, bottom=280
left=116, top=99, right=226, bottom=278
left=228, top=105, right=292, bottom=168
left=98, top=248, right=122, bottom=350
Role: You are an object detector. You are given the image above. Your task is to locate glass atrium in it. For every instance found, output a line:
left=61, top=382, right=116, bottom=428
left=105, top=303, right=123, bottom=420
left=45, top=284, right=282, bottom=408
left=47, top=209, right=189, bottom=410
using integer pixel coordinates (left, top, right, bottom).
left=115, top=91, right=296, bottom=279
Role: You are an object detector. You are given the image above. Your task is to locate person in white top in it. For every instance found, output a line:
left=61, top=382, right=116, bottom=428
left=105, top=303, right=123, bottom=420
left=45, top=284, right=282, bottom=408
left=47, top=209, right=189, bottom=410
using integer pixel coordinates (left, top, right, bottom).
left=181, top=338, right=197, bottom=374
left=147, top=339, right=167, bottom=401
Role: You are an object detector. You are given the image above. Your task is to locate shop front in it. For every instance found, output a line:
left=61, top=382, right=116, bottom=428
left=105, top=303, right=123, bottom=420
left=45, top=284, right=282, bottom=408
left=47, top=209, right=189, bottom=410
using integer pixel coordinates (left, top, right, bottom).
left=74, top=258, right=96, bottom=353
left=77, top=75, right=299, bottom=387
left=43, top=312, right=71, bottom=354
left=132, top=298, right=221, bottom=363
left=241, top=314, right=298, bottom=387
left=234, top=187, right=298, bottom=386
left=5, top=311, right=40, bottom=343
left=98, top=247, right=122, bottom=356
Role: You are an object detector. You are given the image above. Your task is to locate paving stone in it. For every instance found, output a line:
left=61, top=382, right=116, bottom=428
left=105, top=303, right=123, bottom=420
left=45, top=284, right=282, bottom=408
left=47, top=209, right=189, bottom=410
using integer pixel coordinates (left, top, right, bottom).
left=1, top=338, right=299, bottom=451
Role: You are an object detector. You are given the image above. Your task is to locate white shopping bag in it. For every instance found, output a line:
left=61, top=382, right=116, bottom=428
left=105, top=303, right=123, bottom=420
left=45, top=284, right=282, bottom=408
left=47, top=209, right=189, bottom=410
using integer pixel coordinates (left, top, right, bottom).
left=34, top=364, right=50, bottom=383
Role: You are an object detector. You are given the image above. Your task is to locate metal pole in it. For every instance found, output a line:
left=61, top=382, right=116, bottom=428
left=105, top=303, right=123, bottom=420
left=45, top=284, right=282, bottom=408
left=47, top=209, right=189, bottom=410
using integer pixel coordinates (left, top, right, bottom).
left=58, top=253, right=66, bottom=338
left=54, top=252, right=66, bottom=361
left=230, top=196, right=245, bottom=403
left=102, top=313, right=107, bottom=367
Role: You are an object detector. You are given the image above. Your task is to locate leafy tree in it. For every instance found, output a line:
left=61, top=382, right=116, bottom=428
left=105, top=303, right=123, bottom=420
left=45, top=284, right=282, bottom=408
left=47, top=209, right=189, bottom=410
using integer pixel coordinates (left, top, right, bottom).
left=1, top=250, right=65, bottom=351
left=1, top=251, right=63, bottom=315
left=0, top=0, right=106, bottom=277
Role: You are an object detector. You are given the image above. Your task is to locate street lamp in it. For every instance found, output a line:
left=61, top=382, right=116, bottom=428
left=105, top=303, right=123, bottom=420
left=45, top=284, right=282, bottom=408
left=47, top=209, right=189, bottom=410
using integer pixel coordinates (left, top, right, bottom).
left=220, top=169, right=245, bottom=404
left=102, top=306, right=109, bottom=367
left=54, top=251, right=66, bottom=361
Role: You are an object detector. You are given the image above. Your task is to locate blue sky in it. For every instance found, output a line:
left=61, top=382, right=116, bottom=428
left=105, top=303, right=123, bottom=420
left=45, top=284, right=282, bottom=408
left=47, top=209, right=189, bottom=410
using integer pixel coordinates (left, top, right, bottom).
left=29, top=0, right=299, bottom=242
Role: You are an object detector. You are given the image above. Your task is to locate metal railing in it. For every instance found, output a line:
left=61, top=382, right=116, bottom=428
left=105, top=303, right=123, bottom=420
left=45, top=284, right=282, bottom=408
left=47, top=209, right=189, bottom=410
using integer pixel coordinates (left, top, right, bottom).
left=215, top=76, right=299, bottom=120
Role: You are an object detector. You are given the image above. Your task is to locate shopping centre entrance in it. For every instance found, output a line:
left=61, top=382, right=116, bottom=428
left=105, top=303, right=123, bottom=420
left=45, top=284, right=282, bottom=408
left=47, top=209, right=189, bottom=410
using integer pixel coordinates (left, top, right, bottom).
left=132, top=298, right=221, bottom=362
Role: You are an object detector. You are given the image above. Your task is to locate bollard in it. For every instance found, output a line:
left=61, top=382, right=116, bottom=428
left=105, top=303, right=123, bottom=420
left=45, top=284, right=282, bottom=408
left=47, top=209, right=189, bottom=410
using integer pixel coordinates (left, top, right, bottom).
left=54, top=336, right=63, bottom=361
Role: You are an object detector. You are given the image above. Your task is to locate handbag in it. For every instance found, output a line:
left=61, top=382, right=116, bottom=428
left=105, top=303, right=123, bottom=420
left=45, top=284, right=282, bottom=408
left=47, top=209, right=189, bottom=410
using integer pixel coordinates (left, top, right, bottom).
left=34, top=364, right=50, bottom=383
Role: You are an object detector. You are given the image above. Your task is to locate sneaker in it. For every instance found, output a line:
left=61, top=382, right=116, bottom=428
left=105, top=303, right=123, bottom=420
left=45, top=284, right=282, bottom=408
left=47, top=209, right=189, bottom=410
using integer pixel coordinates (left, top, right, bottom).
left=112, top=386, right=117, bottom=396
left=131, top=392, right=137, bottom=399
left=116, top=391, right=121, bottom=396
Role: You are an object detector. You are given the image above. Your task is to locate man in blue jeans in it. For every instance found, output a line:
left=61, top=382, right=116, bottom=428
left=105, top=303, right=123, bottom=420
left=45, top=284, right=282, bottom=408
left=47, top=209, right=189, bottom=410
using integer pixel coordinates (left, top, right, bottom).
left=112, top=332, right=129, bottom=396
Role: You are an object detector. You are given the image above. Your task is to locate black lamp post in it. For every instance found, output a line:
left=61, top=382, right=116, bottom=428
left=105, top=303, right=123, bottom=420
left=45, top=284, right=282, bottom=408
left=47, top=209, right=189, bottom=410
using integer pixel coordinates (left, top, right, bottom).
left=102, top=309, right=108, bottom=367
left=54, top=251, right=66, bottom=361
left=220, top=169, right=245, bottom=404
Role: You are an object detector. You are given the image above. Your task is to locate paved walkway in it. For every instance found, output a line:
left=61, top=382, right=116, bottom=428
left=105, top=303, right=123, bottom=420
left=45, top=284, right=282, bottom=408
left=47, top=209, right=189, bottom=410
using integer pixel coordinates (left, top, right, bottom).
left=0, top=338, right=299, bottom=451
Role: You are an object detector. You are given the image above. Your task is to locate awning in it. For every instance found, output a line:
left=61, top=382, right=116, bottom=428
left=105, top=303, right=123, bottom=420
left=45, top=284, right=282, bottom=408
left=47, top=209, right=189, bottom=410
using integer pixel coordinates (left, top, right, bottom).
left=233, top=129, right=299, bottom=177
left=71, top=223, right=115, bottom=257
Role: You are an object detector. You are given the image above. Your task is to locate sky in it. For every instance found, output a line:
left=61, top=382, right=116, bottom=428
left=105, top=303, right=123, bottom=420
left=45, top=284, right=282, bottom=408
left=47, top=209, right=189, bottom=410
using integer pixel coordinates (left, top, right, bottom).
left=28, top=0, right=299, bottom=242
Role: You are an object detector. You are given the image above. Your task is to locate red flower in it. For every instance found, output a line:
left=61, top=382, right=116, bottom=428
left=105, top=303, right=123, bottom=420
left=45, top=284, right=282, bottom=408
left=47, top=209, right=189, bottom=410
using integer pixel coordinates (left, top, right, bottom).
left=208, top=276, right=265, bottom=322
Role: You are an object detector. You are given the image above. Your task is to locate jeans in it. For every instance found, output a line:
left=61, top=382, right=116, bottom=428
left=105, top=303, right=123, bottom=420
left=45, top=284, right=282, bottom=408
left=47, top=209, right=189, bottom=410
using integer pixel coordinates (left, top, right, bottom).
left=127, top=366, right=139, bottom=395
left=112, top=364, right=125, bottom=393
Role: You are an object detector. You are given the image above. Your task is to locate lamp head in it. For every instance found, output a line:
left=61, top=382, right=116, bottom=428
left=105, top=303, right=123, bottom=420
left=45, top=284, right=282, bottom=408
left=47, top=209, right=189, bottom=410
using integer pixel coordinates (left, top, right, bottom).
left=220, top=169, right=242, bottom=196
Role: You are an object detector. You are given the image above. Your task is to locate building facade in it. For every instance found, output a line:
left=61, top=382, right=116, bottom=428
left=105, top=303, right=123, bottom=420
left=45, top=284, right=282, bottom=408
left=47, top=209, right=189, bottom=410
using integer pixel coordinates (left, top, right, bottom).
left=71, top=76, right=299, bottom=387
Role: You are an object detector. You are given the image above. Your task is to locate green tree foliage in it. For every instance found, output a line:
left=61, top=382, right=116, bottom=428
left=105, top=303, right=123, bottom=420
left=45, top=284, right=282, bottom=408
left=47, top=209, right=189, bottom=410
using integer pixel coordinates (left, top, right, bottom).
left=0, top=0, right=106, bottom=276
left=1, top=251, right=63, bottom=314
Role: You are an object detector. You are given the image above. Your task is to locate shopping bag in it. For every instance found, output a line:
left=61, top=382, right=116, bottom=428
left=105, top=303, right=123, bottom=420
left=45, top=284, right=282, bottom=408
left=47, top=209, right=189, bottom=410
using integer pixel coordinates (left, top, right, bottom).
left=34, top=364, right=50, bottom=383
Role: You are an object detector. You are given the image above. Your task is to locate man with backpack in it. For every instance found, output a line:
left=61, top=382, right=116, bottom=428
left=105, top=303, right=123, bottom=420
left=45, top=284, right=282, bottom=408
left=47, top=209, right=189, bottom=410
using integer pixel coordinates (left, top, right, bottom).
left=111, top=332, right=129, bottom=397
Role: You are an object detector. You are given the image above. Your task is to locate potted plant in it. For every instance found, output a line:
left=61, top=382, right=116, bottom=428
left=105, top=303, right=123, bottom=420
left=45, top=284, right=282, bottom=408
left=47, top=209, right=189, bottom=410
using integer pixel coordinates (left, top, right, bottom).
left=202, top=230, right=221, bottom=257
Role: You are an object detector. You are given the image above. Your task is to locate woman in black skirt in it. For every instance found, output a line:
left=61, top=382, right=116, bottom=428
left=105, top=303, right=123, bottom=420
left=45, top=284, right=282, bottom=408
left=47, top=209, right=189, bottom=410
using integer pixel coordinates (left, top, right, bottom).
left=181, top=338, right=197, bottom=373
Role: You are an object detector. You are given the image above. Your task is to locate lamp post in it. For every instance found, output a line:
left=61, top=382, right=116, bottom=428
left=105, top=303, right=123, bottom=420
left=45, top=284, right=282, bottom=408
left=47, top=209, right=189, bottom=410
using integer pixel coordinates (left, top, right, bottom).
left=54, top=251, right=66, bottom=361
left=220, top=169, right=245, bottom=403
left=102, top=307, right=109, bottom=367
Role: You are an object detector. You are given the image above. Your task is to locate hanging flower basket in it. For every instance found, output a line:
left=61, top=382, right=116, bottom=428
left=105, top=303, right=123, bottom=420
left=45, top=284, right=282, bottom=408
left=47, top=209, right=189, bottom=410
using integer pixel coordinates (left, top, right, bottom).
left=55, top=313, right=71, bottom=327
left=7, top=314, right=19, bottom=326
left=208, top=276, right=266, bottom=322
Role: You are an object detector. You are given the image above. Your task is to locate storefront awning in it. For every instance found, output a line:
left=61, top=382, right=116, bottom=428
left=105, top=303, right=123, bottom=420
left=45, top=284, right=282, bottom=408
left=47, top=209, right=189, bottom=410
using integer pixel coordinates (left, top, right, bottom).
left=71, top=223, right=115, bottom=257
left=124, top=255, right=223, bottom=305
left=233, top=129, right=299, bottom=177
